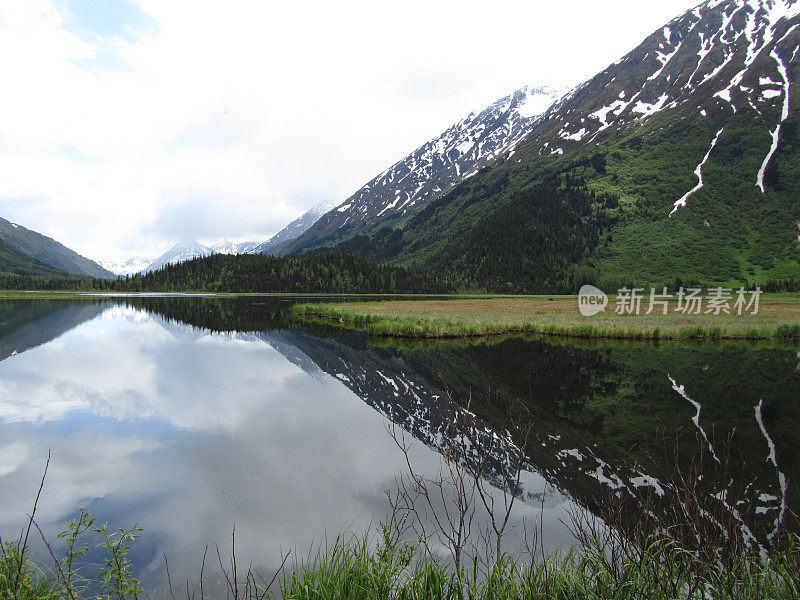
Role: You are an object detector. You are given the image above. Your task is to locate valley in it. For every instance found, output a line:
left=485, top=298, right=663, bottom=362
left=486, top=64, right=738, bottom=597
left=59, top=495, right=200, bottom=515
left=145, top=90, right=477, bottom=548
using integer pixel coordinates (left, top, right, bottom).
left=2, top=1, right=800, bottom=598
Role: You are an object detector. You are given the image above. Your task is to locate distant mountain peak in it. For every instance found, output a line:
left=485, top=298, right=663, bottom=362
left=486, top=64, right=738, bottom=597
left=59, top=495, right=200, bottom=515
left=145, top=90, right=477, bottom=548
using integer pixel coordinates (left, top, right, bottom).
left=281, top=83, right=567, bottom=254
left=117, top=239, right=259, bottom=275
left=210, top=240, right=259, bottom=255
left=100, top=256, right=152, bottom=276
left=250, top=199, right=343, bottom=256
left=143, top=241, right=212, bottom=273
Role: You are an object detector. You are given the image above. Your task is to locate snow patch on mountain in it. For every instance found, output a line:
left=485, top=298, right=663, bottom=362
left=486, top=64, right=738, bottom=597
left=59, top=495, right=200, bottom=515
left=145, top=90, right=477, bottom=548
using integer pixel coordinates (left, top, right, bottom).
left=670, top=128, right=725, bottom=216
left=283, top=84, right=568, bottom=253
left=210, top=240, right=259, bottom=255
left=251, top=199, right=342, bottom=255
left=756, top=24, right=796, bottom=191
left=100, top=256, right=152, bottom=276
left=143, top=241, right=212, bottom=273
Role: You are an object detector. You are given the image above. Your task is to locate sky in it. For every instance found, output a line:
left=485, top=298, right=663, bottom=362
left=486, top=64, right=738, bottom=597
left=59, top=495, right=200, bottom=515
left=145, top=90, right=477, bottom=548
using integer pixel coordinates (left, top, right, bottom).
left=0, top=0, right=703, bottom=263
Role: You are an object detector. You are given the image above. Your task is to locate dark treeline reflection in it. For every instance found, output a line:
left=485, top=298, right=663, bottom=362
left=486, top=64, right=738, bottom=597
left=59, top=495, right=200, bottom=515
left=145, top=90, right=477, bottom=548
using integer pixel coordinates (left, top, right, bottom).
left=0, top=299, right=108, bottom=360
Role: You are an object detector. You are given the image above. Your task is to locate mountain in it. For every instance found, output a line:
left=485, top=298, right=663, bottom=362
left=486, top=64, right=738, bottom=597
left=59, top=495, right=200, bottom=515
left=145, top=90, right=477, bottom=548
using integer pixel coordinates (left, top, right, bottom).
left=0, top=300, right=107, bottom=361
left=252, top=199, right=341, bottom=255
left=297, top=0, right=800, bottom=292
left=143, top=241, right=212, bottom=273
left=107, top=241, right=256, bottom=276
left=0, top=217, right=114, bottom=279
left=210, top=240, right=259, bottom=255
left=100, top=256, right=152, bottom=277
left=282, top=85, right=566, bottom=255
left=0, top=237, right=69, bottom=278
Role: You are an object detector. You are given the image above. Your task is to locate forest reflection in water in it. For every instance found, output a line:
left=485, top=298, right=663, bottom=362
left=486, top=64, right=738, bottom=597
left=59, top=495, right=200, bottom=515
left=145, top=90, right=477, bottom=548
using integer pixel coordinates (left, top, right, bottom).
left=0, top=295, right=796, bottom=592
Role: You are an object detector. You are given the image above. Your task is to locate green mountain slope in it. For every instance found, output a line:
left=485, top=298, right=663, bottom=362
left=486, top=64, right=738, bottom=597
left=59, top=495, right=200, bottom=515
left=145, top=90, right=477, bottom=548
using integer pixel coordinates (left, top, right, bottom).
left=0, top=217, right=114, bottom=279
left=0, top=237, right=70, bottom=277
left=297, top=0, right=800, bottom=292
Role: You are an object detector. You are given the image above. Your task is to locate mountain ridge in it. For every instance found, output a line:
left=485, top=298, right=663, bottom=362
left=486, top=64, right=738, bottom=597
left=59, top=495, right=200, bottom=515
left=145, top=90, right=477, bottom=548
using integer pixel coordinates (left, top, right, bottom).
left=295, top=0, right=800, bottom=291
left=252, top=199, right=341, bottom=255
left=141, top=240, right=261, bottom=274
left=0, top=217, right=113, bottom=279
left=143, top=241, right=213, bottom=274
left=281, top=85, right=567, bottom=254
left=0, top=237, right=70, bottom=278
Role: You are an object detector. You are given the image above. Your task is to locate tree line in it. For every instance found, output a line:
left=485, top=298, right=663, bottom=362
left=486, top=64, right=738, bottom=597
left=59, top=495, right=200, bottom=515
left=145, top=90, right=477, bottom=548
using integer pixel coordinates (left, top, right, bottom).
left=0, top=252, right=450, bottom=294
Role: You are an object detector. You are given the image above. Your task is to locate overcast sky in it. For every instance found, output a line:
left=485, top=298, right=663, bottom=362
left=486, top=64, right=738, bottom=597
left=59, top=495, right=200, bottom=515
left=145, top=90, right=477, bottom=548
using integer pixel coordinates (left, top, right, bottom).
left=0, top=0, right=702, bottom=262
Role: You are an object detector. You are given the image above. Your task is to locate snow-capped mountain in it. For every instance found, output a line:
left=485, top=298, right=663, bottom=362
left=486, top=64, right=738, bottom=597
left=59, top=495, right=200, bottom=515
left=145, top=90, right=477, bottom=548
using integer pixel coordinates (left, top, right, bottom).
left=276, top=0, right=800, bottom=290
left=526, top=0, right=800, bottom=192
left=139, top=240, right=261, bottom=274
left=142, top=241, right=212, bottom=273
left=210, top=240, right=259, bottom=255
left=252, top=199, right=342, bottom=255
left=100, top=256, right=152, bottom=276
left=283, top=85, right=568, bottom=254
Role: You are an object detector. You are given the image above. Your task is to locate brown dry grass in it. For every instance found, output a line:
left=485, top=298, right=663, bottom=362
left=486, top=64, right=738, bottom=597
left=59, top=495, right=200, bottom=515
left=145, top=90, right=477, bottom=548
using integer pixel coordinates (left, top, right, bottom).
left=294, top=295, right=800, bottom=340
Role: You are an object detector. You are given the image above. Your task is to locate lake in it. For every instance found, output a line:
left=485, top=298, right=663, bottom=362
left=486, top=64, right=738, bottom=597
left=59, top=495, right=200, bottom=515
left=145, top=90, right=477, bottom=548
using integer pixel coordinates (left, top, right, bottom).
left=0, top=295, right=797, bottom=595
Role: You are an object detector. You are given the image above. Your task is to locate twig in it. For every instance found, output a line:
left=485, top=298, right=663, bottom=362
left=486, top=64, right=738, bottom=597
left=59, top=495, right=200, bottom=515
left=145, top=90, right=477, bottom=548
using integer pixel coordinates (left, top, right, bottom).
left=163, top=549, right=175, bottom=599
left=199, top=545, right=208, bottom=600
left=31, top=518, right=77, bottom=600
left=253, top=549, right=291, bottom=600
left=215, top=543, right=234, bottom=597
left=14, top=450, right=50, bottom=597
left=232, top=526, right=238, bottom=600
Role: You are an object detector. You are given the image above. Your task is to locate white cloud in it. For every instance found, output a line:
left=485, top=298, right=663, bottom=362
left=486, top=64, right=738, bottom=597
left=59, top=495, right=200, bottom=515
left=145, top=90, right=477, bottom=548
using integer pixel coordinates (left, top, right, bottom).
left=0, top=0, right=701, bottom=263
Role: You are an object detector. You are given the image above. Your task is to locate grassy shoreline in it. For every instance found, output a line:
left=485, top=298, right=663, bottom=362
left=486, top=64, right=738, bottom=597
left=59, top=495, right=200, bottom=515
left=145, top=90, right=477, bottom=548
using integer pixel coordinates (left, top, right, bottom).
left=6, top=526, right=800, bottom=600
left=3, top=290, right=800, bottom=341
left=293, top=296, right=800, bottom=341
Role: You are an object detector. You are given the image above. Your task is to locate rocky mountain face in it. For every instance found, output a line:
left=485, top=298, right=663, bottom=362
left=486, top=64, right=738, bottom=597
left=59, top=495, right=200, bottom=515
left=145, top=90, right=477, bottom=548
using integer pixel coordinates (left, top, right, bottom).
left=0, top=217, right=114, bottom=279
left=307, top=0, right=800, bottom=291
left=527, top=0, right=799, bottom=178
left=252, top=199, right=341, bottom=255
left=281, top=86, right=566, bottom=254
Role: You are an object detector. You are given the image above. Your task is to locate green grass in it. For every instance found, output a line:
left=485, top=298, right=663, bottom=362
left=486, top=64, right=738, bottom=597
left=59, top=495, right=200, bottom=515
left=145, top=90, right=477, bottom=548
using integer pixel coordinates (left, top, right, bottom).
left=7, top=529, right=800, bottom=600
left=293, top=295, right=800, bottom=340
left=6, top=443, right=800, bottom=600
left=281, top=535, right=800, bottom=600
left=0, top=545, right=60, bottom=600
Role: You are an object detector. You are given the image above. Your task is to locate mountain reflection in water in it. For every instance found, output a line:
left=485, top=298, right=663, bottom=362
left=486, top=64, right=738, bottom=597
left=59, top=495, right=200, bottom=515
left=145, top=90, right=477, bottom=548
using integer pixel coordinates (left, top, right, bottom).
left=0, top=296, right=796, bottom=592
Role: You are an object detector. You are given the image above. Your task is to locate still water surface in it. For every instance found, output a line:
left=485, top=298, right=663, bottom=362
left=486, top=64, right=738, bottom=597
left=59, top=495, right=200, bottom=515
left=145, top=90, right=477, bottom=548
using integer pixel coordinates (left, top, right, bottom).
left=0, top=296, right=797, bottom=593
